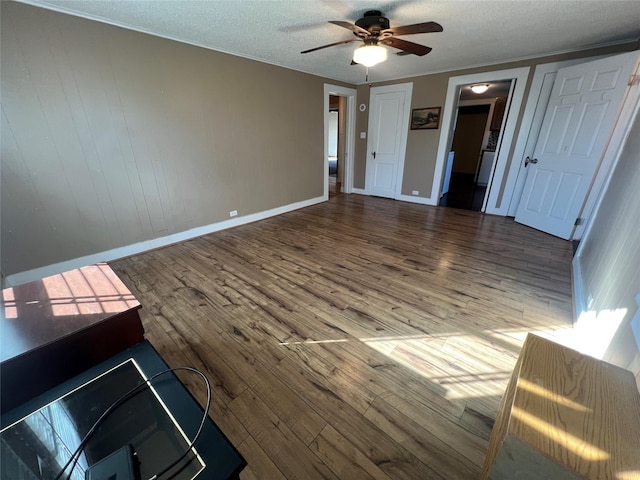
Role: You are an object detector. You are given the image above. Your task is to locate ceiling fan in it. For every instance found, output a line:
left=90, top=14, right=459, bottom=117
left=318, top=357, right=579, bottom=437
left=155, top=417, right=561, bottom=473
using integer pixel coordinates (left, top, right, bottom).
left=301, top=10, right=443, bottom=67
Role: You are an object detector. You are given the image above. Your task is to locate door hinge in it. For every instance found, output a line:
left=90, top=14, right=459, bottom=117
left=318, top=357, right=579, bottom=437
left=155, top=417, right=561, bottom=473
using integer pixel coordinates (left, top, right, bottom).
left=574, top=217, right=584, bottom=226
left=629, top=74, right=639, bottom=86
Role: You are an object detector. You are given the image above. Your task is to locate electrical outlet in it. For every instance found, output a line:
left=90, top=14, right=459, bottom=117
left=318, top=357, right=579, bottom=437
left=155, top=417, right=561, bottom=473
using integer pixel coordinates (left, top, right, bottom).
left=412, top=190, right=419, bottom=195
left=229, top=210, right=238, bottom=217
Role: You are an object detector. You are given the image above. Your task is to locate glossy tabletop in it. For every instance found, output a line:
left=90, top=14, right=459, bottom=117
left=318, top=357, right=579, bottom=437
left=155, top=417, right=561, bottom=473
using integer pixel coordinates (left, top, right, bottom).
left=1, top=340, right=246, bottom=480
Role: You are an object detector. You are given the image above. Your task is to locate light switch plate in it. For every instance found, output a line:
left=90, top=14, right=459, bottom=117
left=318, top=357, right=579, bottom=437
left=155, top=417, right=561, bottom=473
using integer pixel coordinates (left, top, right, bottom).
left=360, top=132, right=366, bottom=139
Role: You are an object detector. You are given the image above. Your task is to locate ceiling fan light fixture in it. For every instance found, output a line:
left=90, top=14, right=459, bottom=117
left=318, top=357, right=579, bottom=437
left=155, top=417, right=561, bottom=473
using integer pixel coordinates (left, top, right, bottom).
left=353, top=44, right=388, bottom=67
left=471, top=84, right=490, bottom=94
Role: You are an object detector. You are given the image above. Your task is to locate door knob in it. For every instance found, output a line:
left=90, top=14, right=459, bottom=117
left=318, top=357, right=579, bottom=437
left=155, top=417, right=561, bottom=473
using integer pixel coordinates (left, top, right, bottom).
left=372, top=151, right=376, bottom=159
left=524, top=156, right=538, bottom=167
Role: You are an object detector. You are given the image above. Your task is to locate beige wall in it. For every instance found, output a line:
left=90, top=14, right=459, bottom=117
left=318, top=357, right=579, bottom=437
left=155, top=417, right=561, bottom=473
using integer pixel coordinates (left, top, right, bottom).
left=353, top=42, right=638, bottom=207
left=1, top=2, right=333, bottom=278
left=577, top=112, right=640, bottom=384
left=2, top=2, right=637, bottom=294
left=1, top=0, right=638, bottom=387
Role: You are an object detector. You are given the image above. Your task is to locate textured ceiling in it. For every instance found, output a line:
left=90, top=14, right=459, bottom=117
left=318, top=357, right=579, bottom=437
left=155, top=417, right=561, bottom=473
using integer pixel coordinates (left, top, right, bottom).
left=19, top=0, right=640, bottom=85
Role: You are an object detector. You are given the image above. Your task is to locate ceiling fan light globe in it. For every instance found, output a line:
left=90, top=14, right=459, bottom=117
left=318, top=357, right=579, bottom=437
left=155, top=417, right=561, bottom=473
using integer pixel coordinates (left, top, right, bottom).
left=353, top=45, right=387, bottom=67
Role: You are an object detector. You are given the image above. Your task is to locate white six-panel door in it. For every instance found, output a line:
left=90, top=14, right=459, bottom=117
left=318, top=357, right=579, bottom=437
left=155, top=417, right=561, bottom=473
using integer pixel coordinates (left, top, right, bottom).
left=366, top=84, right=412, bottom=198
left=515, top=51, right=639, bottom=239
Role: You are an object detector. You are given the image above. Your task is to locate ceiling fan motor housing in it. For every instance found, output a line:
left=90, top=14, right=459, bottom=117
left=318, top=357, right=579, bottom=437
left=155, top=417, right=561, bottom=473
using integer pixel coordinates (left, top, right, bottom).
left=355, top=10, right=390, bottom=34
left=300, top=10, right=440, bottom=57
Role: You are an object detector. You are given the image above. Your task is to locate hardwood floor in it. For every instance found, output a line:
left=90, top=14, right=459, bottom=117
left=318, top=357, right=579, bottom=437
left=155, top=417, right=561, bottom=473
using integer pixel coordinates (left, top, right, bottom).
left=110, top=194, right=574, bottom=480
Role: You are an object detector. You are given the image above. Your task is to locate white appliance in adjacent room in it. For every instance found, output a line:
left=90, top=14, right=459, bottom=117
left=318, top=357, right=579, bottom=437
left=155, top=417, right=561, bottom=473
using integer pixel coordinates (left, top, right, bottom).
left=441, top=151, right=455, bottom=195
left=476, top=150, right=495, bottom=187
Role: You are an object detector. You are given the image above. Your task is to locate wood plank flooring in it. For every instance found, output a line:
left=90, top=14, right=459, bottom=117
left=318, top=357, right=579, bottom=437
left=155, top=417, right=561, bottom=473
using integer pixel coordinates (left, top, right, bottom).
left=110, top=194, right=574, bottom=480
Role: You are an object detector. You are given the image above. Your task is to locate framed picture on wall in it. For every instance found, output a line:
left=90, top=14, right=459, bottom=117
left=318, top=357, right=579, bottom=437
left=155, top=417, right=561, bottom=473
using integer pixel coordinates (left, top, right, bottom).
left=411, top=107, right=441, bottom=130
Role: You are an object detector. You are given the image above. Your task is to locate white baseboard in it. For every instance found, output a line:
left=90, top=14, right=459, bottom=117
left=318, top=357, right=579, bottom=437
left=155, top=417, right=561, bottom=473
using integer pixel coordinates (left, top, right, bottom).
left=395, top=194, right=435, bottom=205
left=571, top=255, right=586, bottom=324
left=350, top=189, right=436, bottom=206
left=5, top=195, right=325, bottom=287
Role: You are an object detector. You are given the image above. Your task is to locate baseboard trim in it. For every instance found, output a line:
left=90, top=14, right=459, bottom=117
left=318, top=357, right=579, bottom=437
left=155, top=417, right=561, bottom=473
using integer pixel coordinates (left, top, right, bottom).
left=5, top=195, right=325, bottom=287
left=350, top=189, right=436, bottom=206
left=571, top=255, right=586, bottom=325
left=395, top=194, right=434, bottom=205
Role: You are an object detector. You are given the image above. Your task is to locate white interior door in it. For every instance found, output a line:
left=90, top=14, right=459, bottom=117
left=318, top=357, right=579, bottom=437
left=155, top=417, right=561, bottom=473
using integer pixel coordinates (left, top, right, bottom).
left=515, top=51, right=639, bottom=239
left=366, top=83, right=412, bottom=198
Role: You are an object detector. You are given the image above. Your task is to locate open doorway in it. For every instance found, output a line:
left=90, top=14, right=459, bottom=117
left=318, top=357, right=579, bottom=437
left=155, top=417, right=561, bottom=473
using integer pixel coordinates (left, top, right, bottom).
left=439, top=81, right=511, bottom=211
left=324, top=84, right=356, bottom=200
left=328, top=95, right=341, bottom=196
left=429, top=67, right=530, bottom=212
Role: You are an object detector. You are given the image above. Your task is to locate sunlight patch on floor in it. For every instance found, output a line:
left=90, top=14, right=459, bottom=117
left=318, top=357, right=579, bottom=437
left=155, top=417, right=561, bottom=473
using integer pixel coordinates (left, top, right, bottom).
left=362, top=333, right=513, bottom=401
left=276, top=316, right=609, bottom=405
left=357, top=314, right=610, bottom=403
left=279, top=339, right=349, bottom=346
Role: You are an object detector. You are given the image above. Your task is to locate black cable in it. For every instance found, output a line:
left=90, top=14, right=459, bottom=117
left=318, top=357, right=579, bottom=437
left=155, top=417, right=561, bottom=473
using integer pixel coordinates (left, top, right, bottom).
left=145, top=367, right=211, bottom=480
left=62, top=366, right=212, bottom=480
left=53, top=366, right=212, bottom=480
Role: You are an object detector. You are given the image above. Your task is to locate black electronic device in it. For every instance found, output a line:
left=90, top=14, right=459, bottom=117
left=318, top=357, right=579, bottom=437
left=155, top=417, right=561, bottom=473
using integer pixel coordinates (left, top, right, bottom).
left=85, top=445, right=140, bottom=480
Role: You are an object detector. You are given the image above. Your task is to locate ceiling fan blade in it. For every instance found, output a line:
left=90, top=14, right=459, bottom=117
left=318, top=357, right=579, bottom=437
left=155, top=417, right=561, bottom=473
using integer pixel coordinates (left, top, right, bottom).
left=301, top=38, right=358, bottom=54
left=329, top=20, right=370, bottom=36
left=380, top=37, right=432, bottom=56
left=383, top=21, right=443, bottom=36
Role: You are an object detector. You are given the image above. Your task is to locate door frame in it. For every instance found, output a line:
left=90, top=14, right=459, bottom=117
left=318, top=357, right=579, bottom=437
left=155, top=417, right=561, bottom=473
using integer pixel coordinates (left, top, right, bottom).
left=429, top=67, right=530, bottom=211
left=324, top=84, right=357, bottom=198
left=365, top=82, right=413, bottom=199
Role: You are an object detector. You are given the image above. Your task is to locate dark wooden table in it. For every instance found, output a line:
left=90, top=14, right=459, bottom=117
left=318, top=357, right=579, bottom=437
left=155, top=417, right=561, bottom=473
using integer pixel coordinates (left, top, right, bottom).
left=1, top=263, right=144, bottom=413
